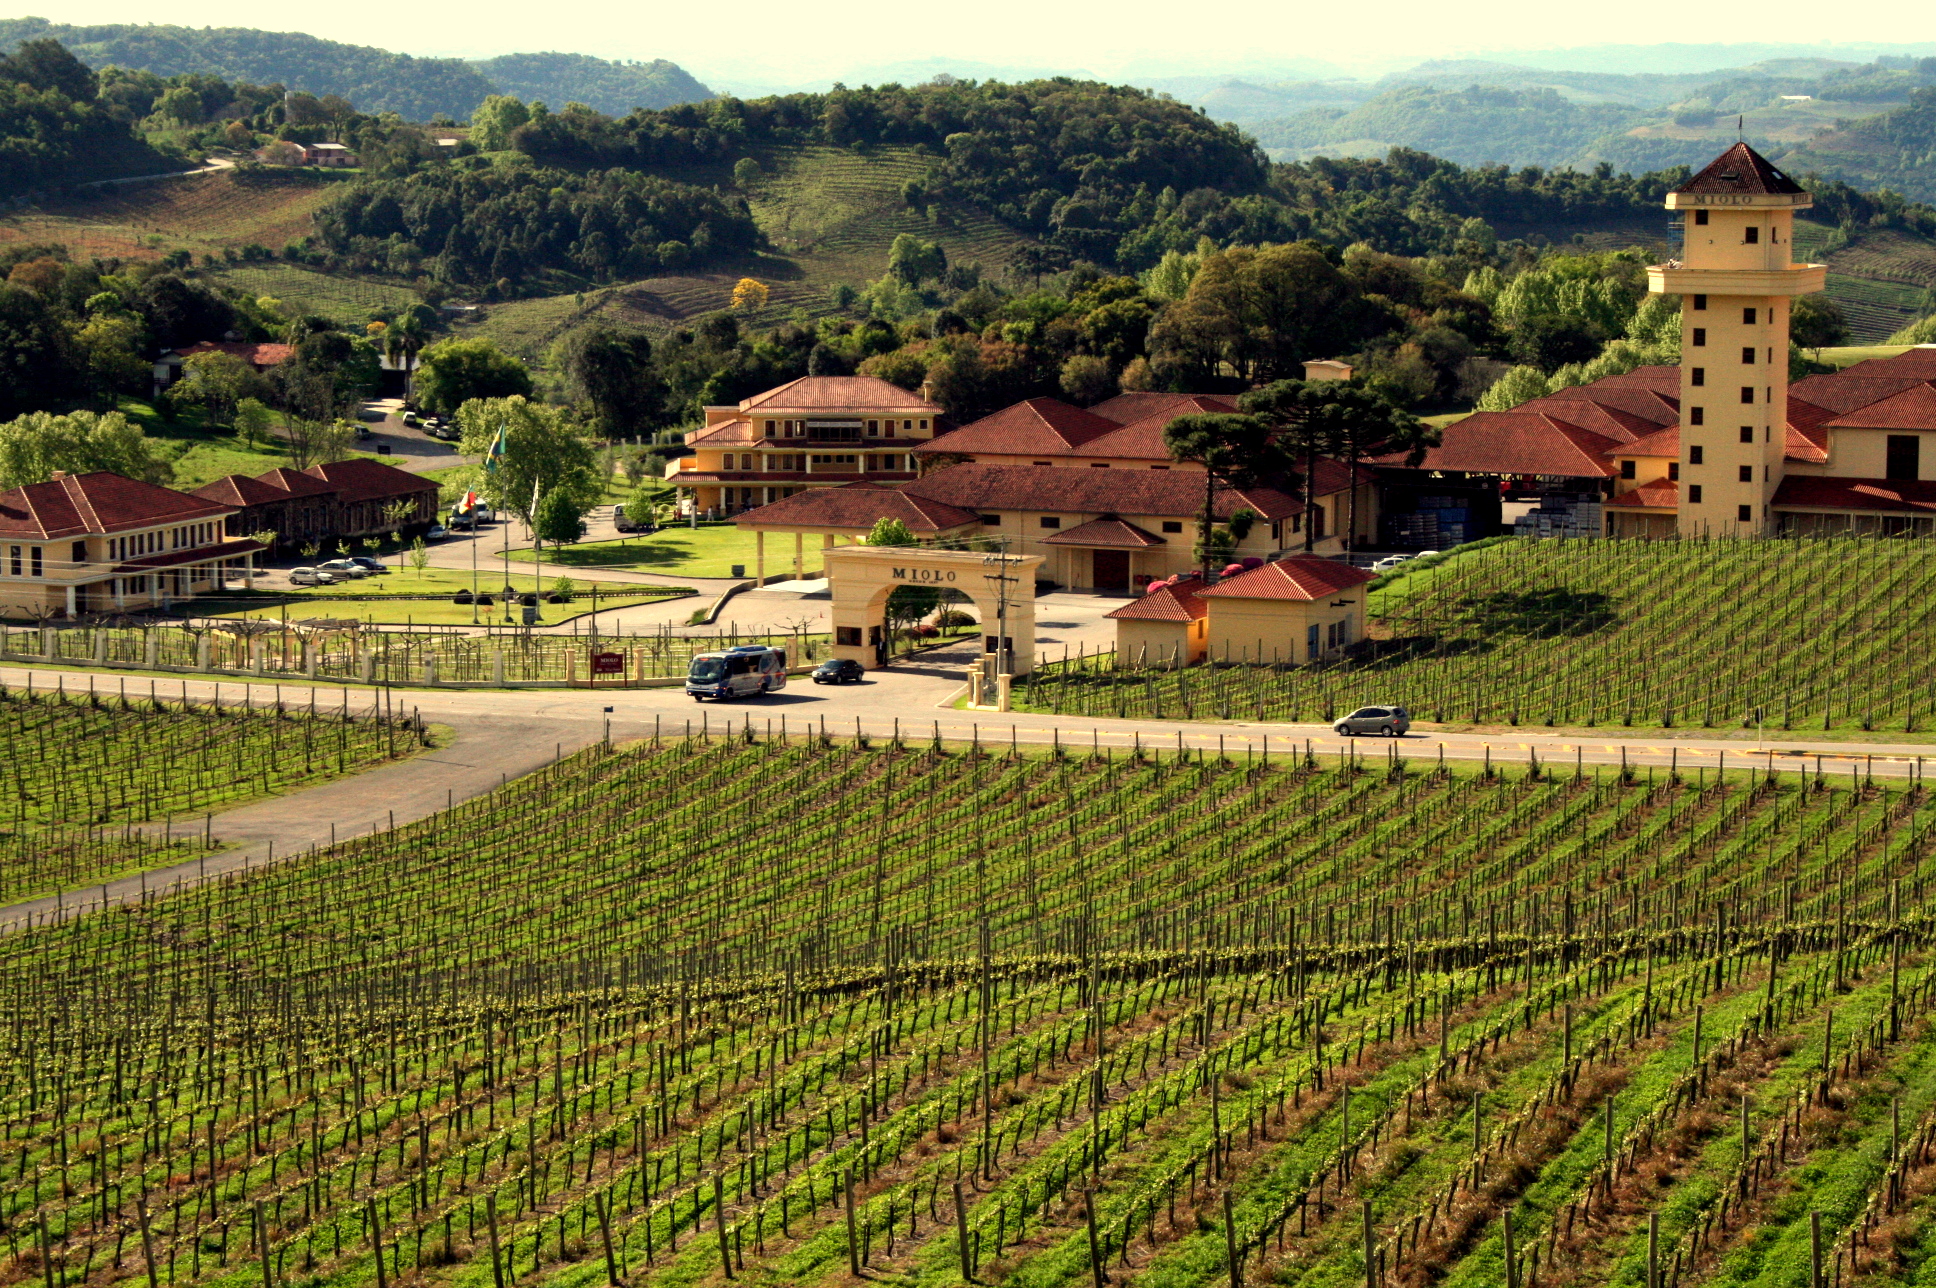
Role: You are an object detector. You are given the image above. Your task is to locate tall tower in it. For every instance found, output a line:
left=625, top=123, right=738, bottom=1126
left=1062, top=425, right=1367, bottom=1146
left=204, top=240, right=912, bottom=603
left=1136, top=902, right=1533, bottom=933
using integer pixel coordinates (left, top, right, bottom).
left=1647, top=144, right=1826, bottom=537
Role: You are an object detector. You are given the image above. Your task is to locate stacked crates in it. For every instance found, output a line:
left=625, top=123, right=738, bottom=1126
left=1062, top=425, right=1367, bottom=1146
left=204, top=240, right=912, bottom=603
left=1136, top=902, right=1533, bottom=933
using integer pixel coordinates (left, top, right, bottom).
left=1383, top=494, right=1471, bottom=549
left=1513, top=494, right=1605, bottom=539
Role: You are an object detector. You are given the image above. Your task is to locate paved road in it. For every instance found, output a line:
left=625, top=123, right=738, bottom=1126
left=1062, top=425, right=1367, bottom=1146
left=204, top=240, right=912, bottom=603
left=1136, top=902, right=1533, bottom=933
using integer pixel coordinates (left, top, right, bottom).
left=3, top=643, right=1922, bottom=929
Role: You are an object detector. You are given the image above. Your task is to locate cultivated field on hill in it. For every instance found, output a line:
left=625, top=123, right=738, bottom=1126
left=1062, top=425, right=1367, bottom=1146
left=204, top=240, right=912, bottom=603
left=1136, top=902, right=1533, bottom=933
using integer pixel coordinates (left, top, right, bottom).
left=5, top=733, right=1936, bottom=1288
left=1021, top=537, right=1936, bottom=734
left=0, top=171, right=347, bottom=264
left=0, top=679, right=420, bottom=901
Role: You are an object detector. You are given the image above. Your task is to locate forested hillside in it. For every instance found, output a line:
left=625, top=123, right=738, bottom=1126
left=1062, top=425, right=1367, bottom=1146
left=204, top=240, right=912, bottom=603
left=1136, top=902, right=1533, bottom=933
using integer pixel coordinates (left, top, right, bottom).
left=472, top=53, right=713, bottom=115
left=1779, top=88, right=1936, bottom=203
left=0, top=18, right=714, bottom=121
left=0, top=37, right=169, bottom=188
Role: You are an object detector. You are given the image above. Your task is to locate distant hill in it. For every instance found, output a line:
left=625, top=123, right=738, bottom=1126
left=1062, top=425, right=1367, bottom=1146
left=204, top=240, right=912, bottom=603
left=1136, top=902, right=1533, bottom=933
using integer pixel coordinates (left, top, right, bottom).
left=1251, top=85, right=1643, bottom=167
left=0, top=19, right=712, bottom=121
left=470, top=53, right=712, bottom=115
left=0, top=18, right=495, bottom=120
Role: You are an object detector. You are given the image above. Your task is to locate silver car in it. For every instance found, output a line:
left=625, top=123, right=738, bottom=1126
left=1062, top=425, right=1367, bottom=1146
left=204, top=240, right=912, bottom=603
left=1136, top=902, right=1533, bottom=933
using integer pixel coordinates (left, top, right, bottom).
left=1335, top=705, right=1410, bottom=736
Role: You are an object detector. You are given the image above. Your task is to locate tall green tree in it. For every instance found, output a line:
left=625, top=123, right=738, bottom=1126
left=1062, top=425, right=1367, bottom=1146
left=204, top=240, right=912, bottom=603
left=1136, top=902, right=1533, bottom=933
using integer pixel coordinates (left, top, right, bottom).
left=553, top=326, right=659, bottom=437
left=0, top=410, right=173, bottom=489
left=415, top=339, right=533, bottom=416
left=1315, top=384, right=1436, bottom=551
left=1162, top=412, right=1288, bottom=574
left=1238, top=381, right=1345, bottom=552
left=454, top=395, right=601, bottom=530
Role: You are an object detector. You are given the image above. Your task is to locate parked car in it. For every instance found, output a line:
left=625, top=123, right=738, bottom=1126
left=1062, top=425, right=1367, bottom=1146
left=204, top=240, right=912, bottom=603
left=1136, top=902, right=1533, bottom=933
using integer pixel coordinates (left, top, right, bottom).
left=425, top=524, right=449, bottom=541
left=288, top=567, right=337, bottom=586
left=401, top=411, right=420, bottom=427
left=812, top=658, right=865, bottom=685
left=346, top=556, right=389, bottom=574
left=1334, top=705, right=1410, bottom=737
left=613, top=504, right=641, bottom=533
left=318, top=559, right=372, bottom=579
left=1371, top=554, right=1412, bottom=572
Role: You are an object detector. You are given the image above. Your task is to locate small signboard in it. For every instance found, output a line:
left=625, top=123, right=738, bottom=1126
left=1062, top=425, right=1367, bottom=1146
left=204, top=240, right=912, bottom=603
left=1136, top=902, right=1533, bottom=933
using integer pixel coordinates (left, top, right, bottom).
left=590, top=651, right=625, bottom=675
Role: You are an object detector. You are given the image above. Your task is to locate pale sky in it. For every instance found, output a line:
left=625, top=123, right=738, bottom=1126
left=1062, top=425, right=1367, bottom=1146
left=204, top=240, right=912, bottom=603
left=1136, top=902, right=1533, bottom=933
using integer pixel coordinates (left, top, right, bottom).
left=22, top=0, right=1936, bottom=94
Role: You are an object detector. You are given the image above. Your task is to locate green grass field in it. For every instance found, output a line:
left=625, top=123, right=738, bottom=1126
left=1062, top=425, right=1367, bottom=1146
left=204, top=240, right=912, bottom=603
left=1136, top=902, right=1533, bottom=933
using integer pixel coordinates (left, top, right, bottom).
left=199, top=569, right=684, bottom=626
left=1021, top=536, right=1936, bottom=732
left=5, top=732, right=1935, bottom=1288
left=507, top=524, right=794, bottom=579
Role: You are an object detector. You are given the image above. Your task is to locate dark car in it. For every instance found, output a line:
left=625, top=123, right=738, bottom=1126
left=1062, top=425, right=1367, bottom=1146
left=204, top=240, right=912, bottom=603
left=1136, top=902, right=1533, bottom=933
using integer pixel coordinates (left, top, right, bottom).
left=812, top=658, right=865, bottom=685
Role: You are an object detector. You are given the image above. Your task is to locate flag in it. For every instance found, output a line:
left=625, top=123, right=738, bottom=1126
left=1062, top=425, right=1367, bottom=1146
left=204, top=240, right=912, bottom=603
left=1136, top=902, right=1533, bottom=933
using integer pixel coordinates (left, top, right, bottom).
left=484, top=423, right=507, bottom=473
left=456, top=490, right=479, bottom=515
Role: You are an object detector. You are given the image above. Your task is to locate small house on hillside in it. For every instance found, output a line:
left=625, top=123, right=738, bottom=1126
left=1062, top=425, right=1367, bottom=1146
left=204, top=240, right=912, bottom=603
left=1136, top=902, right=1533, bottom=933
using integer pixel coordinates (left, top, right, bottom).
left=1197, top=556, right=1377, bottom=664
left=152, top=340, right=293, bottom=397
left=1105, top=575, right=1209, bottom=665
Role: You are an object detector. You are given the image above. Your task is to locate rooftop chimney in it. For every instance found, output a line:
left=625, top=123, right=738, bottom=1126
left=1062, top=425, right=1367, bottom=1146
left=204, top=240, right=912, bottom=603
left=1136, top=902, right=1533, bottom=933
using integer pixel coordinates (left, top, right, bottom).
left=49, top=470, right=66, bottom=480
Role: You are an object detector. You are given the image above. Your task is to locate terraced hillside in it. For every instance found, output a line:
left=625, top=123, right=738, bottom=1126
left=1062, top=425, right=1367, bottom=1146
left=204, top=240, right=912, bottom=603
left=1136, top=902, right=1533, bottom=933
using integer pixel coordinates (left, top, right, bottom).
left=6, top=732, right=1936, bottom=1288
left=1021, top=536, right=1936, bottom=732
left=1794, top=219, right=1936, bottom=342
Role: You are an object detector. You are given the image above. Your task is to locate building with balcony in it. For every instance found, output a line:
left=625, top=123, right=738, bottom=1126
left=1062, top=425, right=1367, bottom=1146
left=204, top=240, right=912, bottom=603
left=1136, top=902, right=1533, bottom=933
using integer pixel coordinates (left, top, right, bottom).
left=0, top=472, right=263, bottom=620
left=668, top=376, right=945, bottom=514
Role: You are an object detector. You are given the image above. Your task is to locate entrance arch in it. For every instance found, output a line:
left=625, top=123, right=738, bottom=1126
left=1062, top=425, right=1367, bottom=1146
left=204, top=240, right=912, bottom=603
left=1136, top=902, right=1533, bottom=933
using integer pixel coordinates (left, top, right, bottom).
left=824, top=545, right=1043, bottom=673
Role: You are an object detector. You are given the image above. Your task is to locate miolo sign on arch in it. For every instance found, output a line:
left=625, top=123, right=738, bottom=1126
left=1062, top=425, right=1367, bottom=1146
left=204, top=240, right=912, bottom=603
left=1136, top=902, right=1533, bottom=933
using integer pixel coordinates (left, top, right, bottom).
left=824, top=544, right=1043, bottom=672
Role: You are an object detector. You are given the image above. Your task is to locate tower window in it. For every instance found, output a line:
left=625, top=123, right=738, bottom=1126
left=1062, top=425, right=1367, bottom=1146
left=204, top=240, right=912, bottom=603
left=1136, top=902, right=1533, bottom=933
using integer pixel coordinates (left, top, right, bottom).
left=1744, top=227, right=1759, bottom=244
left=1743, top=307, right=1757, bottom=324
left=1738, top=465, right=1753, bottom=483
left=1693, top=294, right=1707, bottom=310
left=1740, top=347, right=1754, bottom=364
left=1690, top=407, right=1704, bottom=425
left=1689, top=445, right=1704, bottom=465
left=1740, top=387, right=1755, bottom=404
left=1694, top=209, right=1709, bottom=225
left=1691, top=368, right=1705, bottom=387
left=1620, top=460, right=1636, bottom=479
left=1740, top=426, right=1754, bottom=444
left=1669, top=463, right=1680, bottom=481
left=1692, top=328, right=1706, bottom=346
left=1688, top=484, right=1702, bottom=503
left=1737, top=504, right=1753, bottom=522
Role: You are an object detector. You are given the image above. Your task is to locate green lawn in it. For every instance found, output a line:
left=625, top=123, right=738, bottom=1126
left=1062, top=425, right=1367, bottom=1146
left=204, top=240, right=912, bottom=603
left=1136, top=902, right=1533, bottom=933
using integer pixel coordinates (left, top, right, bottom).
left=198, top=568, right=687, bottom=625
left=505, top=524, right=810, bottom=579
left=115, top=397, right=392, bottom=488
left=1813, top=344, right=1915, bottom=368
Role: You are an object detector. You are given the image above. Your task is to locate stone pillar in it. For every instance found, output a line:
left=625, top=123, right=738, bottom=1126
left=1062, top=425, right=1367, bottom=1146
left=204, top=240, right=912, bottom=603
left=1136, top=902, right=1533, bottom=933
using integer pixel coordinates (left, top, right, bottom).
left=359, top=652, right=376, bottom=684
left=144, top=631, right=159, bottom=669
left=196, top=635, right=211, bottom=672
left=493, top=648, right=506, bottom=686
left=422, top=657, right=437, bottom=686
left=92, top=629, right=106, bottom=663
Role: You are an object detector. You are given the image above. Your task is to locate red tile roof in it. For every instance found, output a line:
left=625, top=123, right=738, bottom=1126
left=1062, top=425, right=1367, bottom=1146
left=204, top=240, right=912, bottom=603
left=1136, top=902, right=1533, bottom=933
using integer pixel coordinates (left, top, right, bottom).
left=1041, top=516, right=1168, bottom=548
left=922, top=397, right=1121, bottom=456
left=1773, top=475, right=1936, bottom=515
left=0, top=472, right=233, bottom=539
left=118, top=538, right=265, bottom=571
left=731, top=482, right=979, bottom=532
left=171, top=340, right=294, bottom=367
left=1086, top=391, right=1234, bottom=423
left=192, top=474, right=311, bottom=507
left=1675, top=142, right=1805, bottom=196
left=254, top=467, right=340, bottom=498
left=1787, top=374, right=1932, bottom=415
left=686, top=419, right=760, bottom=446
left=1198, top=555, right=1376, bottom=601
left=1614, top=426, right=1679, bottom=458
left=1080, top=395, right=1246, bottom=459
left=1607, top=479, right=1679, bottom=509
left=1516, top=392, right=1665, bottom=443
left=903, top=464, right=1304, bottom=521
left=301, top=459, right=438, bottom=504
left=1107, top=576, right=1208, bottom=622
left=1824, top=381, right=1936, bottom=430
left=1402, top=411, right=1621, bottom=478
left=739, top=376, right=931, bottom=413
